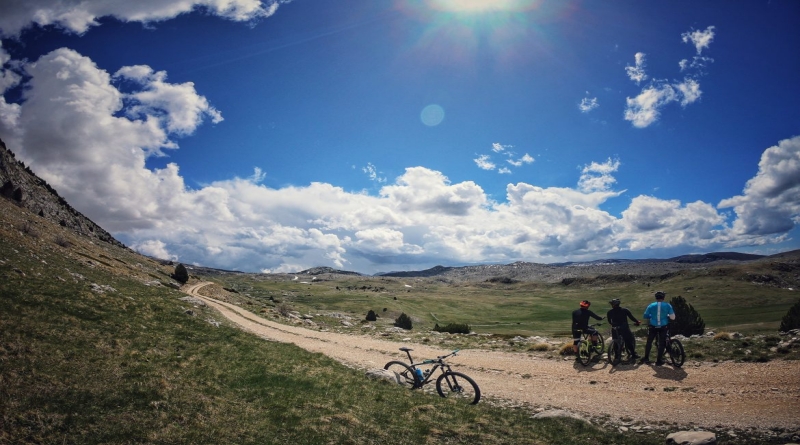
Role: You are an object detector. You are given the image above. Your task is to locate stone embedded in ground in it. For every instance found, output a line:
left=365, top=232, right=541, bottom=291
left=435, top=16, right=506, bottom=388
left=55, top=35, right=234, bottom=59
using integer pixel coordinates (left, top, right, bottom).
left=666, top=431, right=717, bottom=445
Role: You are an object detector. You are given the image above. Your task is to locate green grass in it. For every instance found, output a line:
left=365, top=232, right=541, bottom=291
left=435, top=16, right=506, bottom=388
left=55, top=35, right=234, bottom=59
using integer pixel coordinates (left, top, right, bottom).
left=213, top=270, right=799, bottom=337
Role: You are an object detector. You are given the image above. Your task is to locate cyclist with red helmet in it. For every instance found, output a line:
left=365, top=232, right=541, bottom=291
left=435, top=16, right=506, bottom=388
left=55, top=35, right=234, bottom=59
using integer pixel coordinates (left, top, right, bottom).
left=572, top=300, right=603, bottom=354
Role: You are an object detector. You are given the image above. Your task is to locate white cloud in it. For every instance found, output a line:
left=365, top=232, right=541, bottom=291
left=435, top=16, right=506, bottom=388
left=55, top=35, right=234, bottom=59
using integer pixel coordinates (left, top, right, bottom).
left=476, top=143, right=532, bottom=174
left=625, top=52, right=648, bottom=85
left=718, top=135, right=800, bottom=237
left=362, top=162, right=386, bottom=183
left=620, top=196, right=726, bottom=250
left=624, top=83, right=677, bottom=128
left=131, top=239, right=178, bottom=261
left=682, top=26, right=716, bottom=55
left=578, top=158, right=621, bottom=193
left=0, top=0, right=289, bottom=38
left=579, top=96, right=599, bottom=113
left=474, top=154, right=496, bottom=170
left=115, top=66, right=223, bottom=135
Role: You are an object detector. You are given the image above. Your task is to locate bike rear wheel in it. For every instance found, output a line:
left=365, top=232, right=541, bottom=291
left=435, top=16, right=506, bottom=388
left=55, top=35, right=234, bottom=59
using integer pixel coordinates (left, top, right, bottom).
left=436, top=371, right=481, bottom=405
left=384, top=361, right=419, bottom=388
left=596, top=332, right=605, bottom=356
left=668, top=339, right=685, bottom=368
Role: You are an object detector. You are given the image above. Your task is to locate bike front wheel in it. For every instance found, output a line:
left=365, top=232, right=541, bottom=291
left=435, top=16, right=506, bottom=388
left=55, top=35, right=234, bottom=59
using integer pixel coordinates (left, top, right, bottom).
left=596, top=332, right=605, bottom=356
left=608, top=340, right=622, bottom=366
left=384, top=361, right=419, bottom=388
left=577, top=340, right=591, bottom=366
left=668, top=339, right=685, bottom=368
left=436, top=371, right=481, bottom=405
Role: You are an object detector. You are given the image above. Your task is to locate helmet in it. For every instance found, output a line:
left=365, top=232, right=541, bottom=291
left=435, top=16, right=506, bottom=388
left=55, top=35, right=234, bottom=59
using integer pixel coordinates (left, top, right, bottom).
left=655, top=291, right=666, bottom=300
left=579, top=300, right=591, bottom=308
left=609, top=299, right=620, bottom=306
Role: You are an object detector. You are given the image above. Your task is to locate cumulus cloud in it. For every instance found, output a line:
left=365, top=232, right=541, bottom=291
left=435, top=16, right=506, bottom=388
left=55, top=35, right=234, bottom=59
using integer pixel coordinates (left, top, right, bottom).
left=578, top=158, right=621, bottom=193
left=579, top=96, right=599, bottom=113
left=718, top=135, right=800, bottom=237
left=625, top=52, right=648, bottom=84
left=476, top=143, right=533, bottom=174
left=0, top=0, right=289, bottom=38
left=131, top=239, right=178, bottom=261
left=623, top=27, right=713, bottom=128
left=362, top=162, right=386, bottom=183
left=474, top=154, right=496, bottom=170
left=682, top=26, right=716, bottom=55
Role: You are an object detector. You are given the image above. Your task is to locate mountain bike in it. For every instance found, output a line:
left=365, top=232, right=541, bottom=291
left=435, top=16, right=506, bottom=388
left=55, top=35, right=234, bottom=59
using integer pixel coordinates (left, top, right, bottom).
left=607, top=325, right=626, bottom=366
left=384, top=347, right=481, bottom=405
left=607, top=324, right=640, bottom=366
left=576, top=323, right=605, bottom=366
left=654, top=325, right=685, bottom=367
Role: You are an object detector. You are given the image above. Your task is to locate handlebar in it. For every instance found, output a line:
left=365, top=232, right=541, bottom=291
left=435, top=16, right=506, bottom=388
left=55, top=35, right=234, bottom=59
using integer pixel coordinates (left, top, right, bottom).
left=422, top=349, right=460, bottom=364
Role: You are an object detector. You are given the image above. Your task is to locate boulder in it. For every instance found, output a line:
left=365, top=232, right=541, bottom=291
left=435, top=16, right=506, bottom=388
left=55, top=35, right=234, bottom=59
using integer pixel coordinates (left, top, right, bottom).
left=365, top=368, right=401, bottom=385
left=666, top=431, right=716, bottom=445
left=532, top=409, right=589, bottom=423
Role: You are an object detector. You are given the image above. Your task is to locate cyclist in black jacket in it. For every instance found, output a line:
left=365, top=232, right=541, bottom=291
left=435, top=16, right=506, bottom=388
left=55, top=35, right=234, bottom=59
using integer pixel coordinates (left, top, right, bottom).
left=572, top=300, right=603, bottom=354
left=606, top=299, right=641, bottom=360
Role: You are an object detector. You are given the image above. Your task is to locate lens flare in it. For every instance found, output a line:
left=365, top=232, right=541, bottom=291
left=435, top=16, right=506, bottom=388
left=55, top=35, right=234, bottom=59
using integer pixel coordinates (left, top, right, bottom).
left=421, top=104, right=445, bottom=126
left=427, top=0, right=540, bottom=13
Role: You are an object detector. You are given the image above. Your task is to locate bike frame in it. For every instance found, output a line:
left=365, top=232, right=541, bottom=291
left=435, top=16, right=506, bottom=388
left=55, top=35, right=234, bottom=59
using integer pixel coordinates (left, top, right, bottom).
left=404, top=349, right=459, bottom=387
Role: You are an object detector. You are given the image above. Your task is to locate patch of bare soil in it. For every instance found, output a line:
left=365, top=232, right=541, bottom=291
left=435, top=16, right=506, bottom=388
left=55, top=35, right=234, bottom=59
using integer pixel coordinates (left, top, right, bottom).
left=186, top=282, right=800, bottom=435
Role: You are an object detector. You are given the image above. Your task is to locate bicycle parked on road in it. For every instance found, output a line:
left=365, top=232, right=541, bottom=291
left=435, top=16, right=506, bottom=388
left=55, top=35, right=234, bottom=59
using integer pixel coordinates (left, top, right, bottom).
left=384, top=347, right=481, bottom=405
left=576, top=323, right=605, bottom=366
left=654, top=325, right=685, bottom=367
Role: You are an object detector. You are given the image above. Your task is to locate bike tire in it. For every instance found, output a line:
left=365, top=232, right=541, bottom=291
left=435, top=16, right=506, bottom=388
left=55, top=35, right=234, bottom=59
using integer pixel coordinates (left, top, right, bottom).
left=668, top=339, right=685, bottom=368
left=596, top=332, right=605, bottom=356
left=384, top=361, right=419, bottom=388
left=608, top=340, right=622, bottom=366
left=577, top=340, right=591, bottom=366
left=435, top=371, right=481, bottom=405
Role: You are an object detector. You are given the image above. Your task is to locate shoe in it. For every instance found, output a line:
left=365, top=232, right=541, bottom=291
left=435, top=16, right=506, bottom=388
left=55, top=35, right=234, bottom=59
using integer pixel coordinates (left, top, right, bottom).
left=655, top=361, right=665, bottom=366
left=639, top=358, right=651, bottom=365
left=631, top=354, right=641, bottom=360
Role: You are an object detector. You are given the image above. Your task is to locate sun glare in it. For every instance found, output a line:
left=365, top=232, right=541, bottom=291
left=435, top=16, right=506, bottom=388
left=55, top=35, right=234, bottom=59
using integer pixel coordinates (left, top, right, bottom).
left=428, top=0, right=539, bottom=13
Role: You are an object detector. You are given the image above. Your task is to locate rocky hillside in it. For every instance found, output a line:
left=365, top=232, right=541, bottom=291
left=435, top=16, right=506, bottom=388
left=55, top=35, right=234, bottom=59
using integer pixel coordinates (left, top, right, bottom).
left=0, top=138, right=124, bottom=248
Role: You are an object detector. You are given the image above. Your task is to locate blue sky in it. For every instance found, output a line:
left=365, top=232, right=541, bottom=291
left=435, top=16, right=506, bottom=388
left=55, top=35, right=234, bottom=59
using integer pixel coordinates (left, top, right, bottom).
left=1, top=0, right=799, bottom=274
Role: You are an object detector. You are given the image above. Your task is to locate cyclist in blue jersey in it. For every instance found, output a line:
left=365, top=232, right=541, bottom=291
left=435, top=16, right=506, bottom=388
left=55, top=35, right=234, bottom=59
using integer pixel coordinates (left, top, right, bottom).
left=640, top=291, right=675, bottom=366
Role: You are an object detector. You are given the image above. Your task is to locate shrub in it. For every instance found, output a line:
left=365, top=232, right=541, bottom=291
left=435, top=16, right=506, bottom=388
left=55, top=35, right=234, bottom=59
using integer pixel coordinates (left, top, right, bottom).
left=558, top=342, right=575, bottom=355
left=528, top=343, right=551, bottom=352
left=433, top=323, right=470, bottom=334
left=394, top=313, right=412, bottom=330
left=779, top=299, right=800, bottom=332
left=669, top=296, right=705, bottom=337
left=365, top=310, right=377, bottom=322
left=713, top=332, right=731, bottom=341
left=172, top=263, right=189, bottom=284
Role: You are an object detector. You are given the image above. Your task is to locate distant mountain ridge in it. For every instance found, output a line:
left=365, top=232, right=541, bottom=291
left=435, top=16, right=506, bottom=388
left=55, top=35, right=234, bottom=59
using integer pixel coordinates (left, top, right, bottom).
left=0, top=138, right=125, bottom=248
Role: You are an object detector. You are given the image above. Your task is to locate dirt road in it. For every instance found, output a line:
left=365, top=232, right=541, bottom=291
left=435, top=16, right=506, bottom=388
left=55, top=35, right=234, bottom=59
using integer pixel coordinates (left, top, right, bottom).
left=185, top=282, right=799, bottom=431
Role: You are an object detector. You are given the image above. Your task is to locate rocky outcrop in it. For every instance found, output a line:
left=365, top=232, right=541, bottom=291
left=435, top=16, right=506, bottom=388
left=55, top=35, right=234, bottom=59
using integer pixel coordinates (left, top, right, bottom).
left=0, top=138, right=125, bottom=248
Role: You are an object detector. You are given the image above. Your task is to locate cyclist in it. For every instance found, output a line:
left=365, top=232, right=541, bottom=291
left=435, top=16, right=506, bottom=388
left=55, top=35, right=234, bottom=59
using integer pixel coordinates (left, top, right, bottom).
left=640, top=291, right=676, bottom=366
left=572, top=300, right=603, bottom=355
left=607, top=298, right=641, bottom=361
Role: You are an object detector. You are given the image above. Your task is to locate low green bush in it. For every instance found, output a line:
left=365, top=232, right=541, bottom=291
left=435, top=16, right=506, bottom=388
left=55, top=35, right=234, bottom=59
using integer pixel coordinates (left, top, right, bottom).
left=433, top=322, right=471, bottom=334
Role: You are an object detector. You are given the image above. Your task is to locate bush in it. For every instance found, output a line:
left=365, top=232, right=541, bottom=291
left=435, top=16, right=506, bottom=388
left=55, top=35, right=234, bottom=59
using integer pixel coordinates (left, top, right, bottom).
left=433, top=323, right=470, bottom=334
left=172, top=263, right=189, bottom=284
left=669, top=295, right=705, bottom=337
left=365, top=310, right=377, bottom=322
left=779, top=299, right=800, bottom=332
left=394, top=313, right=412, bottom=330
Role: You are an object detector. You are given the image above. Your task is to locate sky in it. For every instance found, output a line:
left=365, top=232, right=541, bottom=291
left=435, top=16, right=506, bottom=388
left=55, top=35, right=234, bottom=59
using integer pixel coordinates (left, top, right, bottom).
left=0, top=0, right=799, bottom=275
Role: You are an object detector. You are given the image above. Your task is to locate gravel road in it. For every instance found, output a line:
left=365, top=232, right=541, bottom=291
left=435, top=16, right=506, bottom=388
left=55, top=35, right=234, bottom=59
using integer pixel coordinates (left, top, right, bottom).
left=186, top=282, right=800, bottom=431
